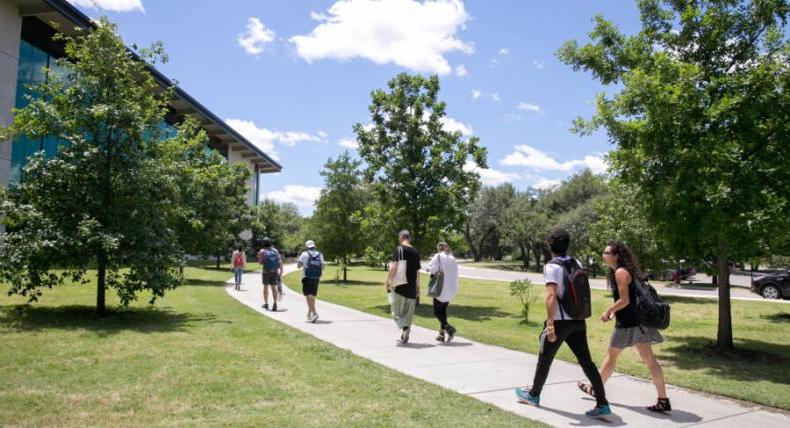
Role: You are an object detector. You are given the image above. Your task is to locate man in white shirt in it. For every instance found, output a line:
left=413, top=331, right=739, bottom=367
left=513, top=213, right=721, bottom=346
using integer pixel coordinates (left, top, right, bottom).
left=515, top=228, right=610, bottom=418
left=297, top=240, right=325, bottom=322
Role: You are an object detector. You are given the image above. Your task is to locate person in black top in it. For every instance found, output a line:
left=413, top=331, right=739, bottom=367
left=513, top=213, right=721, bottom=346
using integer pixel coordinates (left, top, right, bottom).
left=385, top=230, right=421, bottom=344
left=578, top=240, right=671, bottom=413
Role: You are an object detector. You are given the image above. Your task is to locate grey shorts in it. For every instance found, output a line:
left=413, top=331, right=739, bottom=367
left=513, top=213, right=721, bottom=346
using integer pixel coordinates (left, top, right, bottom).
left=262, top=272, right=279, bottom=286
left=610, top=326, right=664, bottom=349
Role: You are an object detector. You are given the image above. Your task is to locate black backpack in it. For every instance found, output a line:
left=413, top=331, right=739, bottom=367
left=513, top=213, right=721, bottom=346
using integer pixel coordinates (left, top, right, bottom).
left=633, top=277, right=671, bottom=329
left=549, top=257, right=592, bottom=320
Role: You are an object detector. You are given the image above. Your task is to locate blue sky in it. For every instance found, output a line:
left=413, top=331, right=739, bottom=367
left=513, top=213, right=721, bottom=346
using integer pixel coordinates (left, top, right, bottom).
left=68, top=0, right=643, bottom=215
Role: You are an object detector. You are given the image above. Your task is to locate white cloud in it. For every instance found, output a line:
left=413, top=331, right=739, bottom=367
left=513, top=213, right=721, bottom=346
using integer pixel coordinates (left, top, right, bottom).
left=498, top=48, right=509, bottom=56
left=501, top=144, right=608, bottom=174
left=532, top=178, right=561, bottom=190
left=318, top=130, right=329, bottom=139
left=517, top=102, right=541, bottom=113
left=238, top=17, right=276, bottom=55
left=267, top=185, right=322, bottom=212
left=440, top=116, right=473, bottom=135
left=226, top=119, right=324, bottom=160
left=339, top=138, right=359, bottom=149
left=532, top=60, right=545, bottom=70
left=69, top=0, right=143, bottom=12
left=455, top=64, right=468, bottom=77
left=290, top=0, right=472, bottom=75
left=471, top=89, right=499, bottom=102
left=464, top=161, right=520, bottom=186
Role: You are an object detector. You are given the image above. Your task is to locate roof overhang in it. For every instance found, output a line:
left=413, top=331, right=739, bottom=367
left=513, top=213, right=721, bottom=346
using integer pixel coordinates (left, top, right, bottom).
left=8, top=0, right=281, bottom=174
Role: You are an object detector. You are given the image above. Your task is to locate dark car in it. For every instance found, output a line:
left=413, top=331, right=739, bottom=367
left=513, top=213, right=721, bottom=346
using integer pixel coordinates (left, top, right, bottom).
left=751, top=271, right=790, bottom=300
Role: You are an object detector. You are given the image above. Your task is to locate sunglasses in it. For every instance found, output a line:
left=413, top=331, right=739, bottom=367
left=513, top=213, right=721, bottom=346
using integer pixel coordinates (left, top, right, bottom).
left=602, top=251, right=613, bottom=256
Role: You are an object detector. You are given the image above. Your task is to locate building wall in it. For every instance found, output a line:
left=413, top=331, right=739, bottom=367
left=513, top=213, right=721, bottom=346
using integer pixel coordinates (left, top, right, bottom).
left=227, top=147, right=258, bottom=205
left=0, top=0, right=21, bottom=187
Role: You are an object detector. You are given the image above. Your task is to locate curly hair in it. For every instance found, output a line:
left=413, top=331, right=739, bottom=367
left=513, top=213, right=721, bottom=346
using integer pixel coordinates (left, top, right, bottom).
left=606, top=240, right=644, bottom=288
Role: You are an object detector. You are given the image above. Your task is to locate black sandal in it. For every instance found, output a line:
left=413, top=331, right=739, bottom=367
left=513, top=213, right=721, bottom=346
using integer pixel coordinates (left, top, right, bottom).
left=577, top=381, right=595, bottom=397
left=647, top=397, right=671, bottom=413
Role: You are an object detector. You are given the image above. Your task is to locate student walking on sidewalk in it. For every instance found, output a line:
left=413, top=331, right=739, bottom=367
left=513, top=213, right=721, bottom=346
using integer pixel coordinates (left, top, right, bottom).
left=426, top=241, right=459, bottom=343
left=231, top=244, right=245, bottom=291
left=515, top=228, right=611, bottom=418
left=257, top=237, right=282, bottom=312
left=385, top=230, right=421, bottom=344
left=577, top=240, right=671, bottom=413
left=297, top=240, right=325, bottom=322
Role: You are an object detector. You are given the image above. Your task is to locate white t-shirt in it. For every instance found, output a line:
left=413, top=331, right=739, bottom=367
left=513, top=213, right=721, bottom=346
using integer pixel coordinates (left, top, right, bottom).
left=543, top=256, right=580, bottom=320
left=427, top=252, right=459, bottom=303
left=298, top=250, right=325, bottom=278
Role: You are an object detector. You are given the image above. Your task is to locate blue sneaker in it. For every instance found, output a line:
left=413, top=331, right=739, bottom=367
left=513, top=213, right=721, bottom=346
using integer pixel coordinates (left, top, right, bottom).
left=515, top=387, right=540, bottom=406
left=585, top=405, right=612, bottom=418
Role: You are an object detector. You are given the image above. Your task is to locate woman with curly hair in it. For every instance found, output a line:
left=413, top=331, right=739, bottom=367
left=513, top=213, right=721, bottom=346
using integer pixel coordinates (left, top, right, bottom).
left=578, top=240, right=671, bottom=413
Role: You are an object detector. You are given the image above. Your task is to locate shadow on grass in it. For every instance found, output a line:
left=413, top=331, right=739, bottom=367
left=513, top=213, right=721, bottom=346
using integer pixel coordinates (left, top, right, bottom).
left=761, top=312, right=790, bottom=323
left=321, top=280, right=380, bottom=287
left=185, top=278, right=227, bottom=287
left=371, top=303, right=515, bottom=322
left=0, top=304, right=225, bottom=336
left=660, top=295, right=716, bottom=305
left=660, top=336, right=790, bottom=385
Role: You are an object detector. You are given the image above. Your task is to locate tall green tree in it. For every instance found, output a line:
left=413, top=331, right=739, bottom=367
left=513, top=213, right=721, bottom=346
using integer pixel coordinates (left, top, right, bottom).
left=161, top=117, right=251, bottom=266
left=250, top=200, right=304, bottom=255
left=0, top=19, right=183, bottom=313
left=463, top=183, right=516, bottom=262
left=589, top=180, right=670, bottom=275
left=504, top=190, right=549, bottom=270
left=312, top=152, right=368, bottom=281
left=558, top=0, right=790, bottom=349
left=355, top=73, right=487, bottom=253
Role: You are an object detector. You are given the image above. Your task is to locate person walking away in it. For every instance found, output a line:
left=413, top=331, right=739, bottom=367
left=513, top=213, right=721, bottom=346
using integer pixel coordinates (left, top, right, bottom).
left=297, top=240, right=325, bottom=322
left=426, top=241, right=459, bottom=343
left=385, top=230, right=421, bottom=344
left=577, top=240, right=670, bottom=413
left=257, top=237, right=282, bottom=312
left=231, top=244, right=245, bottom=291
left=515, top=228, right=611, bottom=418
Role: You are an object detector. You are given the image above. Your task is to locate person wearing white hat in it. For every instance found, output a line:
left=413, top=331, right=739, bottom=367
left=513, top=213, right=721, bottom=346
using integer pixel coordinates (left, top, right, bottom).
left=297, top=240, right=325, bottom=322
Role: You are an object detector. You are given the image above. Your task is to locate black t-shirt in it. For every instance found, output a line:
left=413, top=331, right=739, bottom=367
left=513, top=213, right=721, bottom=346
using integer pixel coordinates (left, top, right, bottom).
left=611, top=277, right=639, bottom=328
left=391, top=245, right=421, bottom=298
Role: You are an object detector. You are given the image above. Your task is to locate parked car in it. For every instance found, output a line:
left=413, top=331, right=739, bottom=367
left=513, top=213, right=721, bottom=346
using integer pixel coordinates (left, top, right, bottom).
left=751, top=271, right=790, bottom=299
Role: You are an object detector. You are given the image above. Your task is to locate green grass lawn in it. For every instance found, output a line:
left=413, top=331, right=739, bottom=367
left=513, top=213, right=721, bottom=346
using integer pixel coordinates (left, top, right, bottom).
left=284, top=266, right=790, bottom=410
left=0, top=264, right=542, bottom=427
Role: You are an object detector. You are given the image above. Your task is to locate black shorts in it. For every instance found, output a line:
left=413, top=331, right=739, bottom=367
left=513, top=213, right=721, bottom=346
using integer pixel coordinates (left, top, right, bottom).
left=302, top=277, right=320, bottom=296
left=262, top=272, right=279, bottom=286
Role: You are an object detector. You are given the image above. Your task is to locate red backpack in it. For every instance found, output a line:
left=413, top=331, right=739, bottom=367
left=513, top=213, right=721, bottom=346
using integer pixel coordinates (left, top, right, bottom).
left=549, top=257, right=592, bottom=320
left=233, top=252, right=244, bottom=268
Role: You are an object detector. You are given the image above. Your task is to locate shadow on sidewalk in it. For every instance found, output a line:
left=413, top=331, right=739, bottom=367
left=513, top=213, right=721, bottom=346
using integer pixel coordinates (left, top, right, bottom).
left=581, top=397, right=703, bottom=424
left=525, top=403, right=626, bottom=426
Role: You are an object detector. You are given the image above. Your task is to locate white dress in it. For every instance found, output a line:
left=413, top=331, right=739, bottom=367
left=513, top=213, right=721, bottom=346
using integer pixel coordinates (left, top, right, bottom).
left=427, top=253, right=459, bottom=303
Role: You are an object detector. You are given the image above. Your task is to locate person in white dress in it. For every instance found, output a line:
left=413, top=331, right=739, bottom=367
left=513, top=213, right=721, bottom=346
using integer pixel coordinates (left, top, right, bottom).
left=426, top=242, right=460, bottom=342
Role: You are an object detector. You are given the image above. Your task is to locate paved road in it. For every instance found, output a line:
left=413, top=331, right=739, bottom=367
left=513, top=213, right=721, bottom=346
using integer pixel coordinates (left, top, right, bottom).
left=456, top=264, right=790, bottom=304
left=227, top=266, right=790, bottom=428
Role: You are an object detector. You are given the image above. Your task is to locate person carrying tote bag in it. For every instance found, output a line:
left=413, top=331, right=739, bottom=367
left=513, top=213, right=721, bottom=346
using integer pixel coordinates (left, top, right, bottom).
left=427, top=242, right=459, bottom=343
left=385, top=231, right=421, bottom=344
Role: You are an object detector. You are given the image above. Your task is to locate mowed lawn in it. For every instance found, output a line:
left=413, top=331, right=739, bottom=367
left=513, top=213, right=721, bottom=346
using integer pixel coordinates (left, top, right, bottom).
left=0, top=265, right=542, bottom=427
left=284, top=265, right=790, bottom=410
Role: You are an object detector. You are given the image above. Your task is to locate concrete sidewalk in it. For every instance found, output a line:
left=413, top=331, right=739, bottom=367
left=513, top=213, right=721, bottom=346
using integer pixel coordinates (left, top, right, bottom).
left=226, top=266, right=789, bottom=428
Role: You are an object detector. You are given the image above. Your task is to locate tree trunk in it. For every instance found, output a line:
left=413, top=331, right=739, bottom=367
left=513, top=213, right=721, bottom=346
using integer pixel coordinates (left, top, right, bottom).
left=96, top=253, right=107, bottom=315
left=519, top=243, right=529, bottom=270
left=343, top=256, right=348, bottom=282
left=716, top=256, right=734, bottom=350
left=216, top=253, right=221, bottom=270
left=462, top=226, right=480, bottom=262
